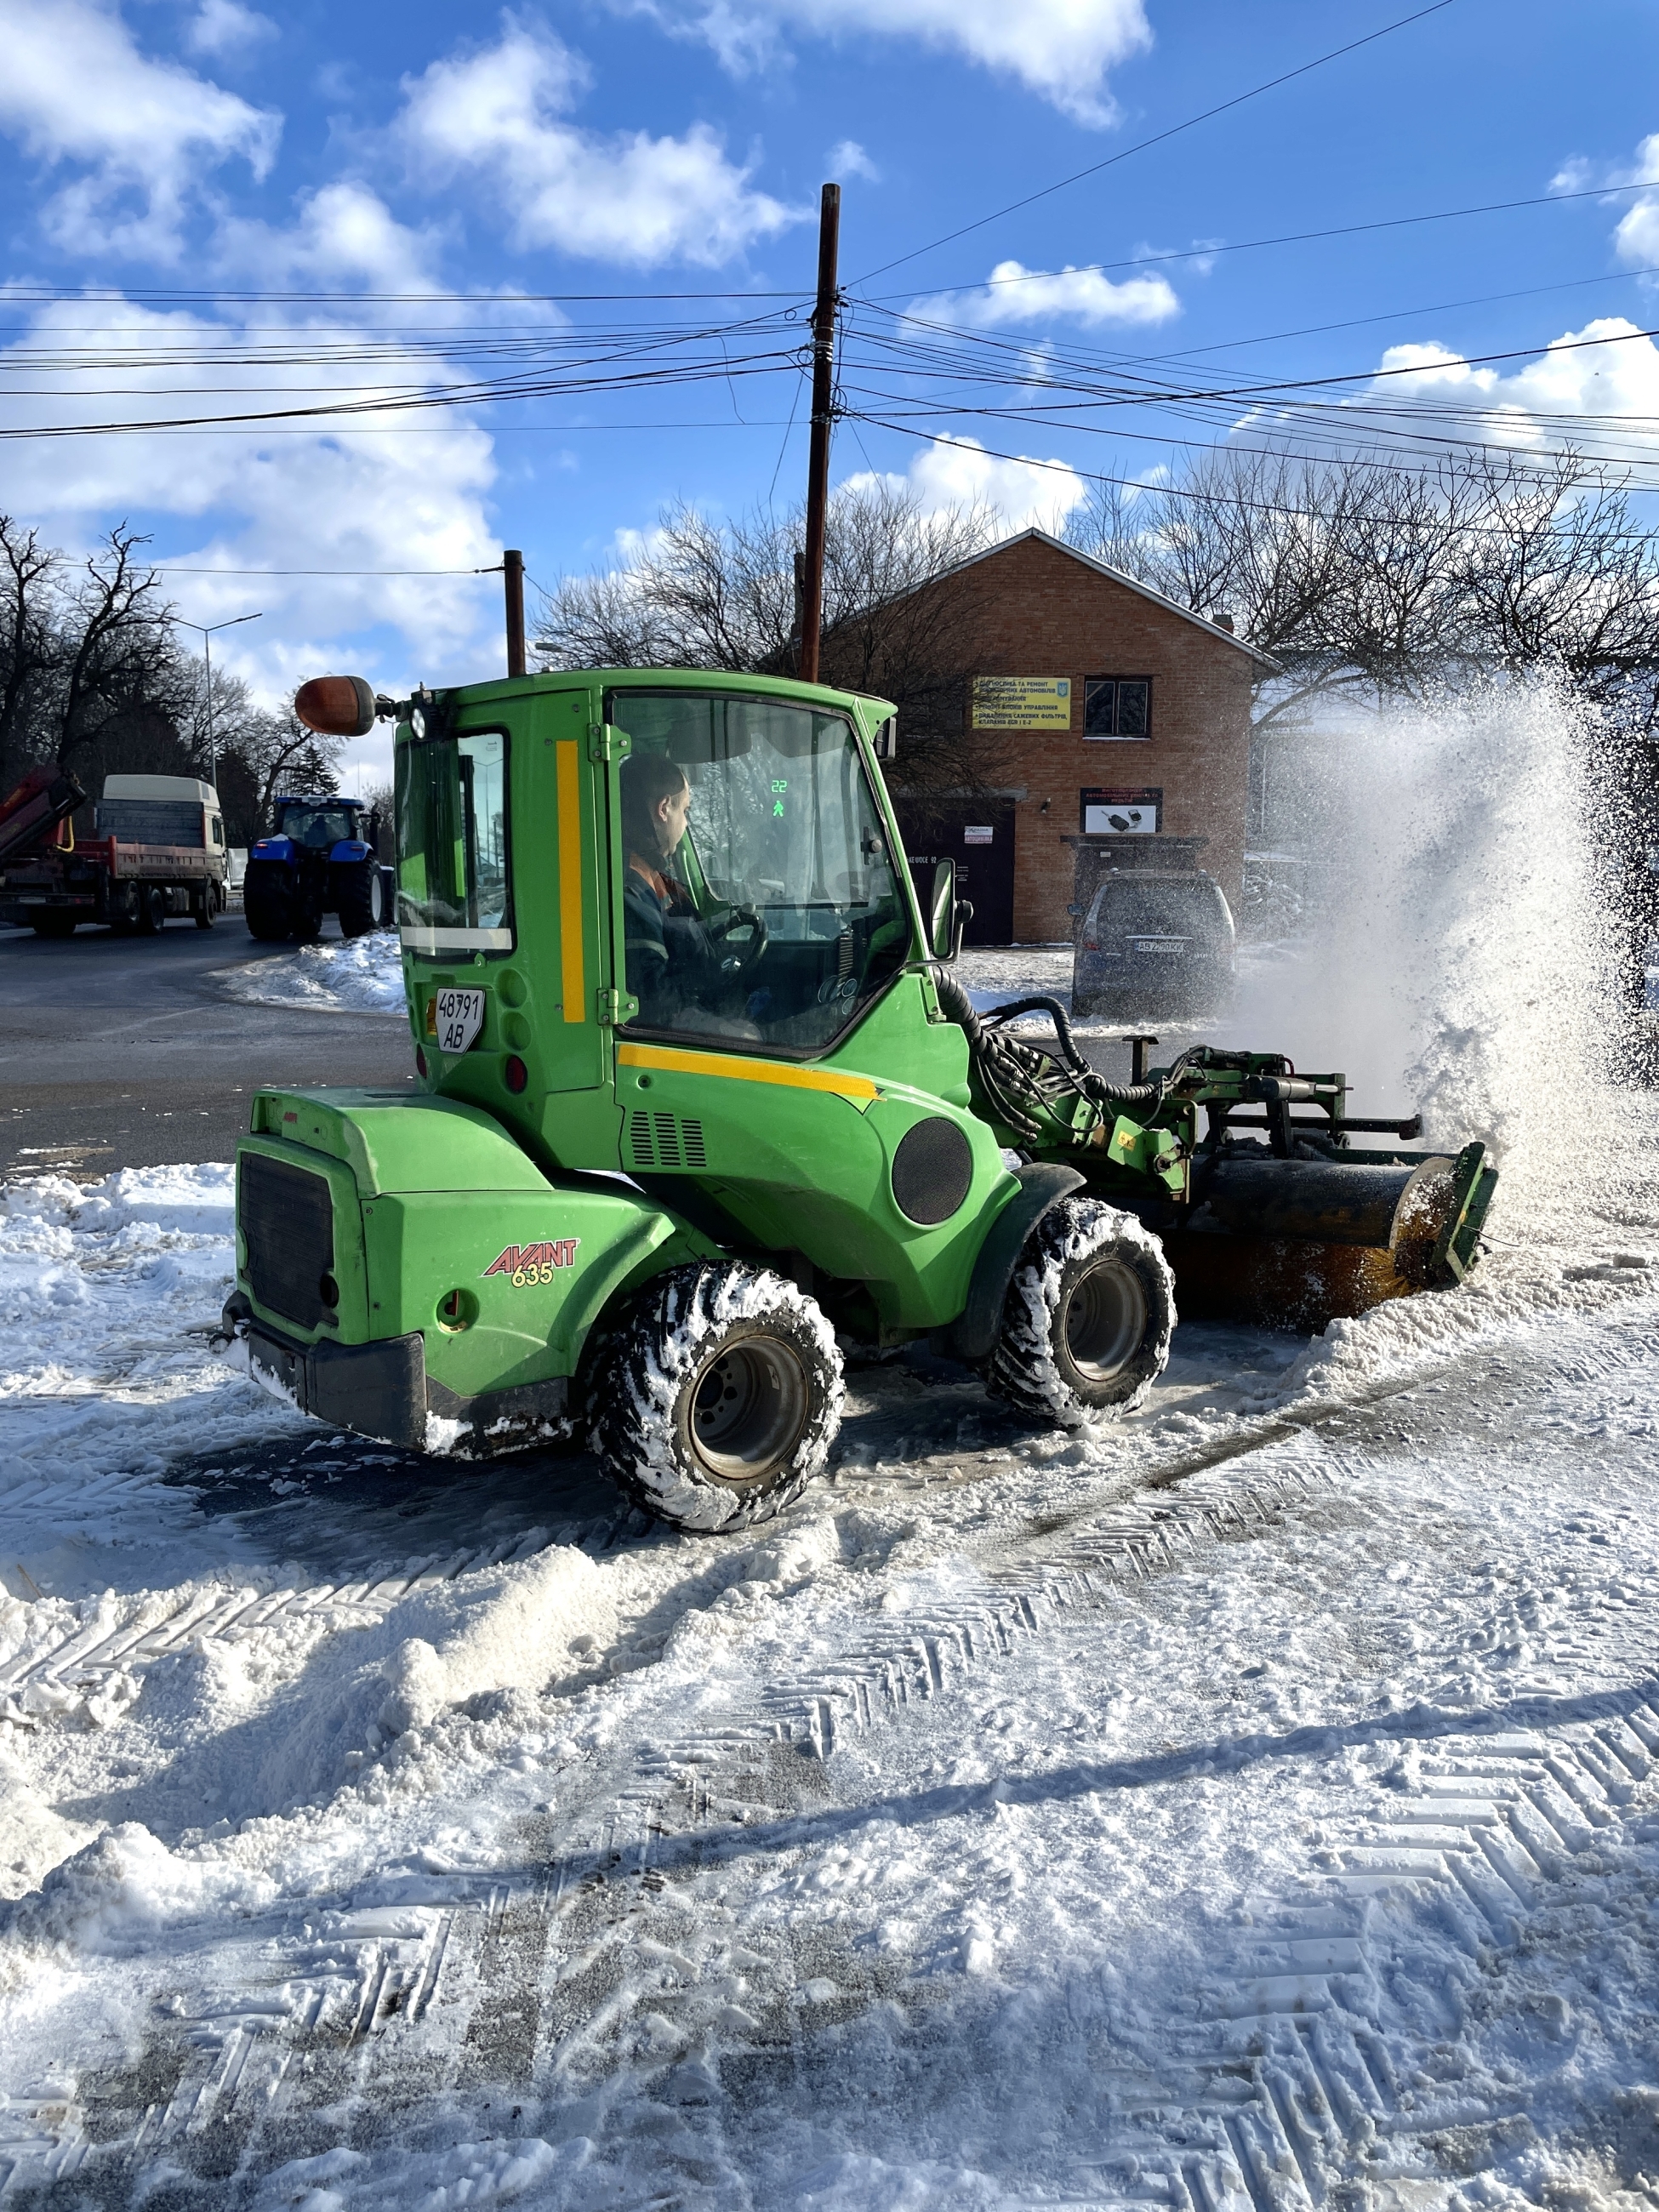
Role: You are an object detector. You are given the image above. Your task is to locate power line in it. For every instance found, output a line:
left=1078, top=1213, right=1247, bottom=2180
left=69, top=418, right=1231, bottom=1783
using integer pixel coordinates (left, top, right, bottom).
left=884, top=179, right=1659, bottom=304
left=852, top=0, right=1460, bottom=285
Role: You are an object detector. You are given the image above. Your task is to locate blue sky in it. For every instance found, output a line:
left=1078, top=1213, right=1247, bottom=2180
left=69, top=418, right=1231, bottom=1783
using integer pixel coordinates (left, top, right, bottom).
left=2, top=0, right=1657, bottom=784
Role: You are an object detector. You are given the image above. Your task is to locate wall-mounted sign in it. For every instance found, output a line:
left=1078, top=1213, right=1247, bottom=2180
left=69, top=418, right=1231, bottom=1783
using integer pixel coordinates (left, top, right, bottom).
left=972, top=676, right=1072, bottom=729
left=963, top=824, right=995, bottom=845
left=1080, top=786, right=1161, bottom=835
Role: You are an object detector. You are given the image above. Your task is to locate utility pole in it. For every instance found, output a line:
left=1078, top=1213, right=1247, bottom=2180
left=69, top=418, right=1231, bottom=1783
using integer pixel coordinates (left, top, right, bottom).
left=797, top=181, right=841, bottom=686
left=177, top=611, right=261, bottom=787
left=504, top=549, right=527, bottom=677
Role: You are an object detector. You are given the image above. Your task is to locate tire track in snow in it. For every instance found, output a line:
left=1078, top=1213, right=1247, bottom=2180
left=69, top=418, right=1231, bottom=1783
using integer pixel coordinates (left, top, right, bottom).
left=0, top=1533, right=553, bottom=1729
left=9, top=1306, right=1659, bottom=2200
left=1074, top=1702, right=1659, bottom=2212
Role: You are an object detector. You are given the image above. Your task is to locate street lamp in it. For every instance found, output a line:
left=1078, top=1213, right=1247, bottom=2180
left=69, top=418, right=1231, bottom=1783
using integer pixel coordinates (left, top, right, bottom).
left=176, top=611, right=262, bottom=786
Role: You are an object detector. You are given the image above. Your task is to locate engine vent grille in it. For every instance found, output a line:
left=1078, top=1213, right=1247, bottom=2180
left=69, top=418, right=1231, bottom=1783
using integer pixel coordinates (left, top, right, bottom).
left=629, top=1111, right=707, bottom=1171
left=239, top=1152, right=334, bottom=1330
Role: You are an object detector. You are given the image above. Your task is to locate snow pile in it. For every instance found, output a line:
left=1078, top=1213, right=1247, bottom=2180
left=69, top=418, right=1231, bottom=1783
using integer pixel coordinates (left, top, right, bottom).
left=216, top=932, right=407, bottom=1015
left=0, top=1163, right=305, bottom=1591
left=1, top=1821, right=272, bottom=1968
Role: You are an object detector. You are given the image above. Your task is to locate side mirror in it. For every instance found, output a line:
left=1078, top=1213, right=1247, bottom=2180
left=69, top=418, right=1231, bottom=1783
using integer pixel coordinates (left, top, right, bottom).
left=294, top=674, right=377, bottom=738
left=927, top=858, right=955, bottom=959
left=951, top=898, right=973, bottom=960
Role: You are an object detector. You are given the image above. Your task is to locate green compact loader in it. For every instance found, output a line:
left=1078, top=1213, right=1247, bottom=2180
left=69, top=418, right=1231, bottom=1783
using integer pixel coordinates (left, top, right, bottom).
left=223, top=668, right=1497, bottom=1532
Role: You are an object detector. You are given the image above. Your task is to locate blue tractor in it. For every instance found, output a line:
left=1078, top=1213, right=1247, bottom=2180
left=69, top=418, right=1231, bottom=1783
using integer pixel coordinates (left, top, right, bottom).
left=243, top=794, right=395, bottom=943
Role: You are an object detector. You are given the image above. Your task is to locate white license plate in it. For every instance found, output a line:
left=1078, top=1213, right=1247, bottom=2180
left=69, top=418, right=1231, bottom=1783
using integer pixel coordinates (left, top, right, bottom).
left=434, top=987, right=486, bottom=1054
left=1129, top=937, right=1189, bottom=954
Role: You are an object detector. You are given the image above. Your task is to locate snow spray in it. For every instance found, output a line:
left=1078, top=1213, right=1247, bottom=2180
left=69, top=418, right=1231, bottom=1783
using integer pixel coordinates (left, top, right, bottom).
left=1236, top=676, right=1628, bottom=1239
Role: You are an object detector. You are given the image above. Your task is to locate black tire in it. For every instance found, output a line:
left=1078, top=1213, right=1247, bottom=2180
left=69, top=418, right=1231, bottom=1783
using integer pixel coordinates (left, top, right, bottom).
left=588, top=1261, right=844, bottom=1532
left=243, top=869, right=292, bottom=942
left=335, top=858, right=383, bottom=939
left=192, top=882, right=217, bottom=929
left=135, top=886, right=168, bottom=935
left=291, top=887, right=324, bottom=943
left=31, top=911, right=76, bottom=938
left=986, top=1195, right=1175, bottom=1428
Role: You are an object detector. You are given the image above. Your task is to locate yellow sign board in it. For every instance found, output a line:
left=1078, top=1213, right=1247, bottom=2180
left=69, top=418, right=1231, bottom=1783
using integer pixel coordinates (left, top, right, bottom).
left=972, top=676, right=1073, bottom=730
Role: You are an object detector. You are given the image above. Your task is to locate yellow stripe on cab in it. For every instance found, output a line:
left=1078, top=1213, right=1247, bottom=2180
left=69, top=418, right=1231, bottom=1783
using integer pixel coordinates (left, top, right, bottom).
left=617, top=1040, right=878, bottom=1109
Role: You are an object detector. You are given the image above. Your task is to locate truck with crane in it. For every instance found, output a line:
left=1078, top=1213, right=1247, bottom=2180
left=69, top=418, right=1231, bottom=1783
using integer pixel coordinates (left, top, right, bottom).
left=0, top=767, right=228, bottom=935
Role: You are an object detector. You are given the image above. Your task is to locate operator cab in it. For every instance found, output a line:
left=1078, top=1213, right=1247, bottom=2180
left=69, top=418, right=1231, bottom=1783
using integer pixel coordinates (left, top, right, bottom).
left=608, top=687, right=912, bottom=1052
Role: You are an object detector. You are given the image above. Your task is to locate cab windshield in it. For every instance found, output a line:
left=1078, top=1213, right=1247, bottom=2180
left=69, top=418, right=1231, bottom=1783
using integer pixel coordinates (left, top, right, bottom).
left=277, top=805, right=356, bottom=848
left=608, top=688, right=913, bottom=1053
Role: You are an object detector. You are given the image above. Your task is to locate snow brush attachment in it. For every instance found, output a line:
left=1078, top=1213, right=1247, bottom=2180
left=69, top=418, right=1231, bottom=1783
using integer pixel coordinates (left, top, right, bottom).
left=926, top=983, right=1500, bottom=1334
left=1164, top=1139, right=1498, bottom=1330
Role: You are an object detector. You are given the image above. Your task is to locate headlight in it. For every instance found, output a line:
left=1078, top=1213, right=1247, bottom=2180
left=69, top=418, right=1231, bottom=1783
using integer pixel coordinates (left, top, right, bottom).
left=411, top=706, right=428, bottom=739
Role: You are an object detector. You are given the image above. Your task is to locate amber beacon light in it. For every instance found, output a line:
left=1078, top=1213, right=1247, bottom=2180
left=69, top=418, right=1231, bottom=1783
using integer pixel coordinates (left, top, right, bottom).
left=294, top=675, right=379, bottom=738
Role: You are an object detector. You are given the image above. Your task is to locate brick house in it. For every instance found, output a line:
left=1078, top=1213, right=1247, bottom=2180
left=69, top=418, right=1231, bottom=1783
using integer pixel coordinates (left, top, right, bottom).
left=867, top=529, right=1274, bottom=944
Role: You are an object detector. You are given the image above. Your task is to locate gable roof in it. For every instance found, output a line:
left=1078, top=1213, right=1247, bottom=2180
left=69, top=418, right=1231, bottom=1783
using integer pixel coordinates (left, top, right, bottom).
left=916, top=527, right=1281, bottom=671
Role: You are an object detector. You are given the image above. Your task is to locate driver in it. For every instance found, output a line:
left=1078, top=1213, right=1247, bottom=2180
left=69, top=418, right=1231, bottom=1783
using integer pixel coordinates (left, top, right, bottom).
left=621, top=752, right=723, bottom=1029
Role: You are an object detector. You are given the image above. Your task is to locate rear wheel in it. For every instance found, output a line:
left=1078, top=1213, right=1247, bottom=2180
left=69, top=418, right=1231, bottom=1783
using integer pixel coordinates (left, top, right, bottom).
left=243, top=868, right=293, bottom=941
left=135, top=886, right=168, bottom=934
left=335, top=858, right=384, bottom=938
left=588, top=1261, right=844, bottom=1531
left=192, top=882, right=217, bottom=929
left=987, top=1195, right=1175, bottom=1427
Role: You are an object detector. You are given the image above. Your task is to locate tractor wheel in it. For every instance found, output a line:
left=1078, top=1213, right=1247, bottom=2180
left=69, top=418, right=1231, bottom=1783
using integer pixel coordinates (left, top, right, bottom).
left=31, top=911, right=76, bottom=938
left=336, top=858, right=384, bottom=938
left=243, top=871, right=292, bottom=941
left=588, top=1261, right=844, bottom=1532
left=291, top=889, right=324, bottom=943
left=986, top=1195, right=1175, bottom=1428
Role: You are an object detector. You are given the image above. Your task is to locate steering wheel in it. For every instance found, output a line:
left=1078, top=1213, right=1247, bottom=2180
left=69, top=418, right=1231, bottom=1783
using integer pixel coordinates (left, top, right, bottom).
left=706, top=903, right=769, bottom=980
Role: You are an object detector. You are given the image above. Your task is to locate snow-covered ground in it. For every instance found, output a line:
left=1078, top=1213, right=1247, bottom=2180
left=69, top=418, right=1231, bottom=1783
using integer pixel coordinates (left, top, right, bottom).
left=8, top=688, right=1657, bottom=2207
left=214, top=935, right=407, bottom=1016
left=4, top=1142, right=1659, bottom=2208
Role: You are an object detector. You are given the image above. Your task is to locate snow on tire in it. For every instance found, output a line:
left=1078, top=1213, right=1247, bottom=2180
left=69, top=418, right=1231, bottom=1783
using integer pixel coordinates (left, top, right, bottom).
left=987, top=1195, right=1175, bottom=1428
left=588, top=1261, right=845, bottom=1533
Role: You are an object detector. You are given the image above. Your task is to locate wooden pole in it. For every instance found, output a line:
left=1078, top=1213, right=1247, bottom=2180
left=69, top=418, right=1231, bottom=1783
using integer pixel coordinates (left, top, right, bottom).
left=504, top=548, right=526, bottom=677
left=797, top=182, right=841, bottom=685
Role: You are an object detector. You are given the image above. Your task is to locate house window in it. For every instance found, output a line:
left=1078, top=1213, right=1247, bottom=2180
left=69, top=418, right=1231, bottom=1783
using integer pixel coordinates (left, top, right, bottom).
left=1084, top=677, right=1151, bottom=738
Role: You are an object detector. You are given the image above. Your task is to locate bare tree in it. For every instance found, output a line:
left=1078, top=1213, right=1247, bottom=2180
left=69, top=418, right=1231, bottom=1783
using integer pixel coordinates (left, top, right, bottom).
left=0, top=518, right=60, bottom=801
left=533, top=481, right=1003, bottom=792
left=56, top=527, right=177, bottom=774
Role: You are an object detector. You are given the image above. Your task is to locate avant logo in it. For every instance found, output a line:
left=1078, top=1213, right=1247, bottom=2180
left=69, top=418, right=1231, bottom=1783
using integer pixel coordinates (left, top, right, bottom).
left=483, top=1240, right=581, bottom=1286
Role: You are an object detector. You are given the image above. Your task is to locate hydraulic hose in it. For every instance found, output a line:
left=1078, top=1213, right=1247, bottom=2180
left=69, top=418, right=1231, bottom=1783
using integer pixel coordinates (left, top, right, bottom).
left=927, top=966, right=1166, bottom=1144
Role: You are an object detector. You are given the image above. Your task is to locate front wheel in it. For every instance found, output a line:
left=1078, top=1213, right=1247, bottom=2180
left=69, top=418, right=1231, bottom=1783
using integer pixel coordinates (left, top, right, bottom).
left=987, top=1195, right=1175, bottom=1427
left=588, top=1262, right=844, bottom=1531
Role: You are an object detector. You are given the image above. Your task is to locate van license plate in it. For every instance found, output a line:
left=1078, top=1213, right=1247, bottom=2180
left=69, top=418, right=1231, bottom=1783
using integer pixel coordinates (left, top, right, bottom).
left=435, top=988, right=486, bottom=1053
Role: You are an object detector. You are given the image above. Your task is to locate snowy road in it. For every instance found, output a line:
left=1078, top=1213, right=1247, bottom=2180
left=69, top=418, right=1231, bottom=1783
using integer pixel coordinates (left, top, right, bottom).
left=3, top=1160, right=1659, bottom=2209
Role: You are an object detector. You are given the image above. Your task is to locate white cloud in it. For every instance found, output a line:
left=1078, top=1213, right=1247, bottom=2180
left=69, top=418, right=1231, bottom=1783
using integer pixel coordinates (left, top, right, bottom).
left=0, top=0, right=279, bottom=259
left=1611, top=134, right=1659, bottom=266
left=828, top=139, right=880, bottom=183
left=214, top=182, right=444, bottom=295
left=913, top=259, right=1180, bottom=330
left=624, top=0, right=1151, bottom=124
left=185, top=0, right=277, bottom=60
left=396, top=16, right=801, bottom=266
left=841, top=435, right=1087, bottom=534
left=1247, top=319, right=1659, bottom=469
left=0, top=296, right=505, bottom=724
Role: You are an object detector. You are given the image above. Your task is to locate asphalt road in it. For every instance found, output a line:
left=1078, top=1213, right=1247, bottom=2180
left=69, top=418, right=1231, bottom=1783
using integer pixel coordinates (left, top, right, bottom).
left=0, top=915, right=413, bottom=1179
